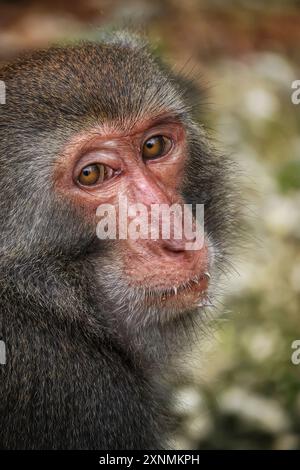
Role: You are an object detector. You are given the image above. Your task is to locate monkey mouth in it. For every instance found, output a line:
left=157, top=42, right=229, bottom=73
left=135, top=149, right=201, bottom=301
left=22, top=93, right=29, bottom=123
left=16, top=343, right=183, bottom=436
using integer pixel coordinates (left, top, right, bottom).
left=144, top=271, right=211, bottom=308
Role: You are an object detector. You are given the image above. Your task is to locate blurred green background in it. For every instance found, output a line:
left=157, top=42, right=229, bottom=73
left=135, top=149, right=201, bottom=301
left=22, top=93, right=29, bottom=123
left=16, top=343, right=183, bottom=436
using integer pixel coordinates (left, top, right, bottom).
left=1, top=0, right=300, bottom=450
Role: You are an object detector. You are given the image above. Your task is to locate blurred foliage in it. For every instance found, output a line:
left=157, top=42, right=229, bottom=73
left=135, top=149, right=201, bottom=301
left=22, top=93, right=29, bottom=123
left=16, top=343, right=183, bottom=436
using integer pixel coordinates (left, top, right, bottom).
left=0, top=0, right=299, bottom=450
left=278, top=161, right=300, bottom=192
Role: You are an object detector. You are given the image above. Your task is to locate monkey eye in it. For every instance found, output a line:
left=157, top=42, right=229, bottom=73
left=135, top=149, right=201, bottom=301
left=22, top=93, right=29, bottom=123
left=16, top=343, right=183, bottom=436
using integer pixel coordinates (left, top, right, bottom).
left=77, top=164, right=113, bottom=187
left=142, top=135, right=172, bottom=160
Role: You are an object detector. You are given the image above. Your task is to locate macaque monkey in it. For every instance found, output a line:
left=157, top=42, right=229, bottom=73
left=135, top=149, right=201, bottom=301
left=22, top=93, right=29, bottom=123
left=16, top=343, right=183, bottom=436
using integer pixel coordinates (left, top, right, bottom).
left=0, top=32, right=238, bottom=449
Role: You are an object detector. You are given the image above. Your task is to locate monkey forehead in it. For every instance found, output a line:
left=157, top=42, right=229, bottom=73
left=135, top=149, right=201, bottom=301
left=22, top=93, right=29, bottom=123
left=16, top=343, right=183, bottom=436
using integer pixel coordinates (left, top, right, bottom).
left=1, top=40, right=188, bottom=131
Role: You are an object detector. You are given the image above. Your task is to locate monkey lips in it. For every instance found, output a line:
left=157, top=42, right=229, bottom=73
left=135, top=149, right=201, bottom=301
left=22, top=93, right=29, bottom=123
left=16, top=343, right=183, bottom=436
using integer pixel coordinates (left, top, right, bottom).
left=145, top=272, right=211, bottom=311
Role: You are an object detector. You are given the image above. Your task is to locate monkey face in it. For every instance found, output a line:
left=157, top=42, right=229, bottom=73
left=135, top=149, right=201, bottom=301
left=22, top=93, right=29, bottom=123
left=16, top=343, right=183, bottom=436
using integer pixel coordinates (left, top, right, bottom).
left=54, top=114, right=212, bottom=324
